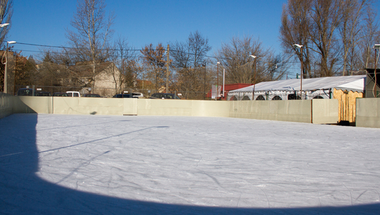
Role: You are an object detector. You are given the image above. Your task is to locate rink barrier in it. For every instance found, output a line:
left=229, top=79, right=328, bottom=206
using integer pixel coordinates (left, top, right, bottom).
left=6, top=95, right=380, bottom=127
left=0, top=93, right=36, bottom=119
left=356, top=98, right=380, bottom=128
left=229, top=99, right=339, bottom=124
left=229, top=100, right=311, bottom=123
left=0, top=95, right=344, bottom=125
left=311, top=99, right=339, bottom=124
left=0, top=93, right=13, bottom=119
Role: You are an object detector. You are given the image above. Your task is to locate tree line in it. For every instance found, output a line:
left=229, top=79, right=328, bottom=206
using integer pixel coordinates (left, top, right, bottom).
left=1, top=0, right=379, bottom=98
left=281, top=0, right=379, bottom=77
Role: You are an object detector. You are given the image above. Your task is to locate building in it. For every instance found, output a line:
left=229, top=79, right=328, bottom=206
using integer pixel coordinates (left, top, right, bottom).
left=68, top=62, right=123, bottom=97
left=228, top=75, right=365, bottom=123
left=207, top=83, right=253, bottom=100
left=364, top=68, right=380, bottom=98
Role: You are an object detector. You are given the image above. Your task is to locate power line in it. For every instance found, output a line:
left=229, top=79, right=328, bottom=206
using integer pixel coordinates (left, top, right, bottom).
left=15, top=41, right=304, bottom=65
left=16, top=41, right=210, bottom=56
left=17, top=42, right=70, bottom=49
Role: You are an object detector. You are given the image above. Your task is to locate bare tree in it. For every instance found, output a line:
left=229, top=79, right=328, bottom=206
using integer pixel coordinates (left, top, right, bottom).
left=214, top=36, right=281, bottom=84
left=0, top=0, right=12, bottom=48
left=339, top=0, right=367, bottom=76
left=265, top=53, right=289, bottom=81
left=359, top=5, right=380, bottom=69
left=281, top=0, right=379, bottom=77
left=66, top=0, right=114, bottom=91
left=111, top=37, right=139, bottom=93
left=308, top=0, right=344, bottom=77
left=170, top=31, right=211, bottom=99
left=280, top=0, right=313, bottom=77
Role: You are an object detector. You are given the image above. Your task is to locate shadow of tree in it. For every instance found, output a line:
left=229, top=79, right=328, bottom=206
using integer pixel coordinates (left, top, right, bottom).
left=0, top=114, right=379, bottom=214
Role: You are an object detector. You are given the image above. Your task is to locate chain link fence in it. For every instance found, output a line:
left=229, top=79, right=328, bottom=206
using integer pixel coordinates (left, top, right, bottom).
left=4, top=84, right=212, bottom=100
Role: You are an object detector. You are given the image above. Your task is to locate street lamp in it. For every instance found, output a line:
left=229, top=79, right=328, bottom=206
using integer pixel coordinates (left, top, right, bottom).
left=250, top=55, right=257, bottom=100
left=373, top=44, right=380, bottom=97
left=0, top=23, right=9, bottom=28
left=202, top=63, right=207, bottom=100
left=293, top=44, right=303, bottom=99
left=3, top=40, right=16, bottom=93
left=216, top=62, right=220, bottom=100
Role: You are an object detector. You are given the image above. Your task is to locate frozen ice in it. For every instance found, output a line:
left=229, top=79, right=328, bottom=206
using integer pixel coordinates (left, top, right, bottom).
left=1, top=113, right=380, bottom=214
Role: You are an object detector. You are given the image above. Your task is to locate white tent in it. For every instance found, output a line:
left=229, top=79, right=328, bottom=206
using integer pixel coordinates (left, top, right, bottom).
left=228, top=75, right=365, bottom=101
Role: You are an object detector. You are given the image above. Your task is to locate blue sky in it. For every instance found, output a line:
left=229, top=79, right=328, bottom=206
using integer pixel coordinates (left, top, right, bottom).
left=10, top=0, right=287, bottom=59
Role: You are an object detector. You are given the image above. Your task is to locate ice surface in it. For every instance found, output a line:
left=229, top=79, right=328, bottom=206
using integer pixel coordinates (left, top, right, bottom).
left=1, top=113, right=380, bottom=214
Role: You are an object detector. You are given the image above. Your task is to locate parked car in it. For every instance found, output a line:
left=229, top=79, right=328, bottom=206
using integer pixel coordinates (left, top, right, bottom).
left=53, top=92, right=68, bottom=97
left=132, top=92, right=144, bottom=98
left=66, top=91, right=81, bottom=97
left=35, top=91, right=51, bottom=96
left=17, top=88, right=34, bottom=96
left=150, top=93, right=180, bottom=99
left=83, top=94, right=101, bottom=97
left=113, top=94, right=133, bottom=98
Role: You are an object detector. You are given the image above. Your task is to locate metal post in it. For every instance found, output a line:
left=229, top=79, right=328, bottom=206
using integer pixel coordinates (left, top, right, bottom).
left=4, top=43, right=8, bottom=93
left=300, top=46, right=303, bottom=100
left=374, top=48, right=378, bottom=98
left=13, top=54, right=17, bottom=94
left=203, top=63, right=206, bottom=100
left=222, top=68, right=225, bottom=98
left=166, top=44, right=170, bottom=93
left=253, top=58, right=257, bottom=100
left=216, top=62, right=219, bottom=100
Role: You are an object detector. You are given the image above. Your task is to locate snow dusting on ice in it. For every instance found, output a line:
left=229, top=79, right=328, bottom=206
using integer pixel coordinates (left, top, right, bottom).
left=1, top=113, right=380, bottom=214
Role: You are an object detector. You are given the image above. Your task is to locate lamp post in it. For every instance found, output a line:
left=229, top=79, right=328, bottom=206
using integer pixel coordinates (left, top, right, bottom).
left=294, top=44, right=303, bottom=99
left=249, top=55, right=257, bottom=100
left=222, top=67, right=225, bottom=98
left=203, top=63, right=206, bottom=100
left=0, top=23, right=9, bottom=28
left=216, top=62, right=220, bottom=100
left=3, top=40, right=16, bottom=93
left=0, top=23, right=10, bottom=93
left=373, top=44, right=380, bottom=98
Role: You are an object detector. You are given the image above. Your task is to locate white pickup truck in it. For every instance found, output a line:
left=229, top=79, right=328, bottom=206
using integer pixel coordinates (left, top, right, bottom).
left=66, top=91, right=81, bottom=97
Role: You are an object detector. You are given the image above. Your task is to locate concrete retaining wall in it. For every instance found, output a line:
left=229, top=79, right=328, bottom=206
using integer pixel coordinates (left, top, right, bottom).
left=137, top=100, right=230, bottom=117
left=53, top=97, right=125, bottom=115
left=356, top=98, right=380, bottom=128
left=14, top=97, right=52, bottom=114
left=229, top=100, right=312, bottom=123
left=16, top=97, right=231, bottom=118
left=0, top=93, right=13, bottom=119
left=312, top=99, right=339, bottom=124
left=2, top=96, right=342, bottom=125
left=0, top=93, right=36, bottom=119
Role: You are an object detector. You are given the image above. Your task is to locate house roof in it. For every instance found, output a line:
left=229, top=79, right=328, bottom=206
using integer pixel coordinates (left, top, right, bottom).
left=206, top=83, right=253, bottom=98
left=230, top=75, right=366, bottom=93
left=223, top=83, right=253, bottom=91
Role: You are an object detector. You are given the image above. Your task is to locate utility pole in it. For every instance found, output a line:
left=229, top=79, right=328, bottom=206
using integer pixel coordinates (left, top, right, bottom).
left=4, top=44, right=9, bottom=93
left=203, top=63, right=206, bottom=100
left=216, top=62, right=220, bottom=100
left=4, top=41, right=17, bottom=93
left=300, top=46, right=303, bottom=99
left=293, top=44, right=304, bottom=99
left=249, top=54, right=257, bottom=100
left=166, top=44, right=170, bottom=93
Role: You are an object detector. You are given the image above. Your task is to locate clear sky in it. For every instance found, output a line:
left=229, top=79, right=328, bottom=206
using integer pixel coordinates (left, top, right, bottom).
left=10, top=0, right=288, bottom=59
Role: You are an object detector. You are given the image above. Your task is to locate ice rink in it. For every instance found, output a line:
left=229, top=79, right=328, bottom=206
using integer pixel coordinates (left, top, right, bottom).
left=1, top=113, right=380, bottom=214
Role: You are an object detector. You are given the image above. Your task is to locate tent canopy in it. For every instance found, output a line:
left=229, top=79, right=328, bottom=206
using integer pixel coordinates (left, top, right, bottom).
left=230, top=75, right=365, bottom=93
